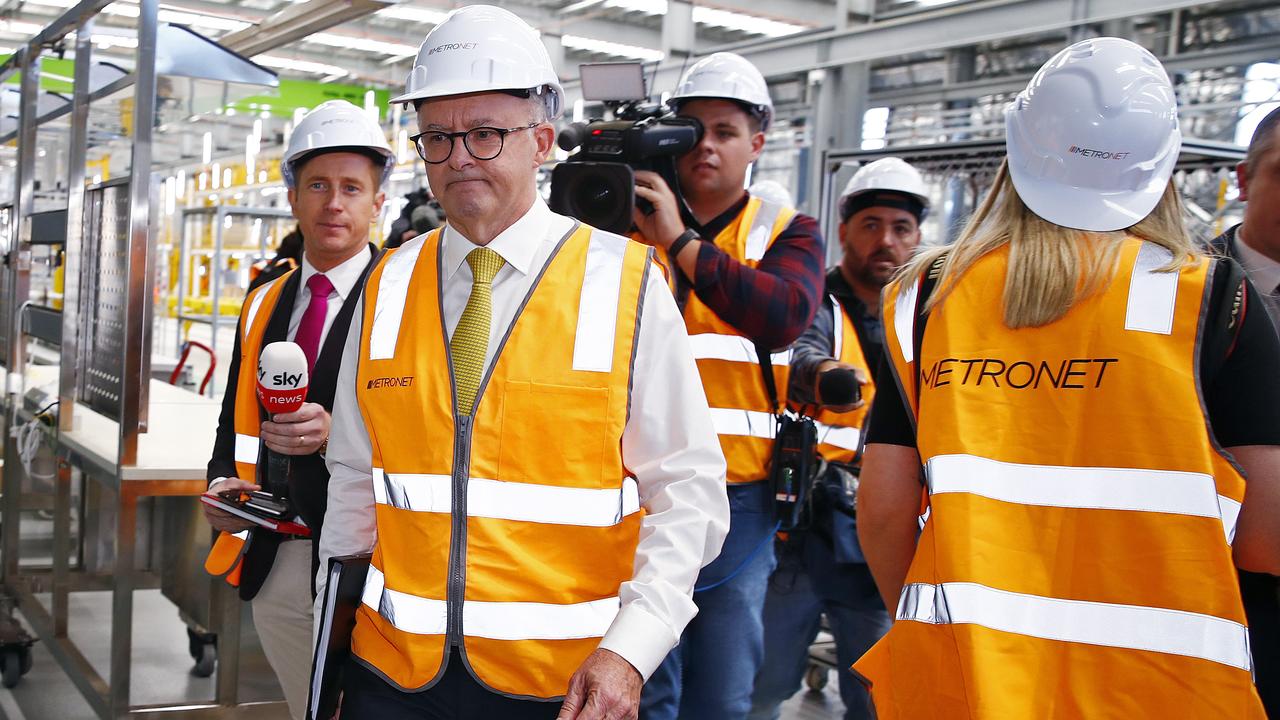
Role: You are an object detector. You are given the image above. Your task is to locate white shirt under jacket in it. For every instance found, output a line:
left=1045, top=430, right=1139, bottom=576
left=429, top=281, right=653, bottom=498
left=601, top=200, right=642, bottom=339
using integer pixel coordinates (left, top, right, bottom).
left=319, top=196, right=730, bottom=680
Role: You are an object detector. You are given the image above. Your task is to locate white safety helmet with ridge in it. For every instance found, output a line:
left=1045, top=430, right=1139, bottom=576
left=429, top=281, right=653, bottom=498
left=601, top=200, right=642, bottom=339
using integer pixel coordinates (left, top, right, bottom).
left=392, top=5, right=564, bottom=121
left=670, top=52, right=773, bottom=131
left=839, top=157, right=930, bottom=220
left=1004, top=36, right=1181, bottom=232
left=282, top=100, right=395, bottom=188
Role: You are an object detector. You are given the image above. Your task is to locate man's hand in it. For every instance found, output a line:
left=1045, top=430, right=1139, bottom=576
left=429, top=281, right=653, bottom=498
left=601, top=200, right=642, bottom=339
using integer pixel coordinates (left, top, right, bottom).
left=632, top=170, right=685, bottom=251
left=260, top=402, right=331, bottom=456
left=816, top=360, right=870, bottom=413
left=556, top=649, right=642, bottom=720
left=203, top=477, right=260, bottom=533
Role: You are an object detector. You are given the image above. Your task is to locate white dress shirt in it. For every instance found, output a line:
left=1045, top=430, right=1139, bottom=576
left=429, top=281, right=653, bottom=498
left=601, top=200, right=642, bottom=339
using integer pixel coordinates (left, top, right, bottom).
left=320, top=197, right=729, bottom=680
left=291, top=245, right=373, bottom=345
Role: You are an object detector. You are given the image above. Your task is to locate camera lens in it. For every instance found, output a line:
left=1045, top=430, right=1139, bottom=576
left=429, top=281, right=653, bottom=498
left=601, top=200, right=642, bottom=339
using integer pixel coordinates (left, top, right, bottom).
left=571, top=172, right=625, bottom=228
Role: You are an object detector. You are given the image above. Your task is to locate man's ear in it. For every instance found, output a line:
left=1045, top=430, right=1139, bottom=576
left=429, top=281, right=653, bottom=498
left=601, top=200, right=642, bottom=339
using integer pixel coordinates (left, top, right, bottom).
left=533, top=122, right=556, bottom=166
left=1236, top=161, right=1250, bottom=203
left=287, top=187, right=299, bottom=218
left=373, top=189, right=387, bottom=218
left=748, top=130, right=765, bottom=161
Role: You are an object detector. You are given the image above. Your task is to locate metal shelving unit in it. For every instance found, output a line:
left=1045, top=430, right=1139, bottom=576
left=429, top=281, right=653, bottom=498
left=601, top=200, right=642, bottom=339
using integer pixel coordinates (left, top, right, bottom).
left=171, top=205, right=294, bottom=396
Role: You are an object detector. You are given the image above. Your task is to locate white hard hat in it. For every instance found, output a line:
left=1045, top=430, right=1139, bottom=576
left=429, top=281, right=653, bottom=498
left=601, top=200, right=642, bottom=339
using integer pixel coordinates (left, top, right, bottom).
left=282, top=100, right=395, bottom=188
left=839, top=157, right=930, bottom=213
left=748, top=180, right=793, bottom=207
left=1005, top=37, right=1181, bottom=232
left=392, top=5, right=564, bottom=120
left=671, top=52, right=773, bottom=131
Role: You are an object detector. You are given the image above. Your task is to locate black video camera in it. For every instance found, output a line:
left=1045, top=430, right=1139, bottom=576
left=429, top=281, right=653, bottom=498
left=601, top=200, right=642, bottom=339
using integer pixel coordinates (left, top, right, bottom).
left=549, top=62, right=702, bottom=234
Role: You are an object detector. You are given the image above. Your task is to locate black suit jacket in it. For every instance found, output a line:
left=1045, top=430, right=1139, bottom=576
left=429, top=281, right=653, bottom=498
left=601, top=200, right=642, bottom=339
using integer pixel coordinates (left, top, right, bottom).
left=207, top=246, right=376, bottom=600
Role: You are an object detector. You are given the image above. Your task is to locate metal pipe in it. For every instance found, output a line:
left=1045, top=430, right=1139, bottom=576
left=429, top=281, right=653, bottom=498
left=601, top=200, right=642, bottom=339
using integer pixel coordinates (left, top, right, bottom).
left=59, top=19, right=93, bottom=435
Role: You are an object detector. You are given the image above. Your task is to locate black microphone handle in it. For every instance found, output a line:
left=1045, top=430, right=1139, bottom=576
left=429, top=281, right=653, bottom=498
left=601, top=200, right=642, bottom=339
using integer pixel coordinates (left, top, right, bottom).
left=264, top=448, right=292, bottom=499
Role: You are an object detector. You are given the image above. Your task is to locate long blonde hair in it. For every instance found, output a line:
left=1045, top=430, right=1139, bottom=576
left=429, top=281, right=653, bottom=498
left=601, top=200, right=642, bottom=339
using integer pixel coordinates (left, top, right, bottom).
left=900, top=159, right=1199, bottom=328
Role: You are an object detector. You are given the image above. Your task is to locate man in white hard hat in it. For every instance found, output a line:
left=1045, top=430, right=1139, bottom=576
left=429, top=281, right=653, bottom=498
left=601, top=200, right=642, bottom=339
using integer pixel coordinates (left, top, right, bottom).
left=318, top=6, right=729, bottom=720
left=748, top=157, right=928, bottom=720
left=630, top=51, right=826, bottom=720
left=201, top=99, right=391, bottom=720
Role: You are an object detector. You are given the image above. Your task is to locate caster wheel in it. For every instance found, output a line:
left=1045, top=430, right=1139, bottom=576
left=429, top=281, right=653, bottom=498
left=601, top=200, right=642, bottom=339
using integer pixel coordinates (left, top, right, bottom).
left=19, top=647, right=31, bottom=676
left=191, top=643, right=216, bottom=678
left=2, top=649, right=21, bottom=688
left=805, top=664, right=829, bottom=691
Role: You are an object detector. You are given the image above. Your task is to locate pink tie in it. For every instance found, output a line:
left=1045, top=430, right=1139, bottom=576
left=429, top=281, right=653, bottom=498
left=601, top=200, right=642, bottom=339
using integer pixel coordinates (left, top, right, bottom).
left=295, top=273, right=334, bottom=372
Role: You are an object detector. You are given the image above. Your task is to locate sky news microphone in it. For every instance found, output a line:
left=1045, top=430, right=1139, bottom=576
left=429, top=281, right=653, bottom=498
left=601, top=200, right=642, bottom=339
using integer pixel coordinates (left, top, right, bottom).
left=257, top=341, right=309, bottom=416
left=256, top=341, right=309, bottom=501
left=818, top=366, right=861, bottom=408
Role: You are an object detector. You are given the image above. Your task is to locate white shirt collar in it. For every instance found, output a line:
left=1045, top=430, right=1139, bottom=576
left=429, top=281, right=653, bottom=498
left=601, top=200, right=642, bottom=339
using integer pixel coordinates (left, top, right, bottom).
left=1234, top=229, right=1280, bottom=296
left=442, top=196, right=552, bottom=281
left=299, top=244, right=372, bottom=302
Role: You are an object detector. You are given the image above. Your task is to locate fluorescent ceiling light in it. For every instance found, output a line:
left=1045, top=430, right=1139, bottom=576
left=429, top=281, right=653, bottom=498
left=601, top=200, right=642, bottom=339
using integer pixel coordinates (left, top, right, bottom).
left=374, top=5, right=448, bottom=24
left=304, top=32, right=417, bottom=57
left=597, top=0, right=807, bottom=37
left=691, top=6, right=805, bottom=37
left=0, top=19, right=47, bottom=35
left=603, top=0, right=663, bottom=12
left=561, top=34, right=663, bottom=62
left=253, top=53, right=348, bottom=78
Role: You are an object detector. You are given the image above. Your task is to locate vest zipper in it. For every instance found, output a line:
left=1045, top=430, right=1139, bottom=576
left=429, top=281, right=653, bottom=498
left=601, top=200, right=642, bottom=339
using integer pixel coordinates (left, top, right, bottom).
left=447, top=414, right=472, bottom=648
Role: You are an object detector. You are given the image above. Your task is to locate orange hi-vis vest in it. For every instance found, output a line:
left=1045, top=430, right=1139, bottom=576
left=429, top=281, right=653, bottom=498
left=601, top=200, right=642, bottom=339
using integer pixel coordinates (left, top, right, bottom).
left=856, top=238, right=1264, bottom=719
left=804, top=294, right=875, bottom=465
left=351, top=224, right=650, bottom=700
left=204, top=270, right=296, bottom=585
left=667, top=194, right=797, bottom=484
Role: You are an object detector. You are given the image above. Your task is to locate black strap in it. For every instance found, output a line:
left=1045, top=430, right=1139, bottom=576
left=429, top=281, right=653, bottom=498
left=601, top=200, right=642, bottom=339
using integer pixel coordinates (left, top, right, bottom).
left=912, top=253, right=948, bottom=408
left=755, top=343, right=781, bottom=416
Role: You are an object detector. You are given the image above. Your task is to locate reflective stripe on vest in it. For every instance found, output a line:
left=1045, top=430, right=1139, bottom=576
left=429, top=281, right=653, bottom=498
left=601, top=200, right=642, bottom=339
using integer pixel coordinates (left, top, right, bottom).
left=927, top=453, right=1240, bottom=542
left=675, top=194, right=798, bottom=484
left=370, top=469, right=641, bottom=526
left=897, top=582, right=1251, bottom=671
left=859, top=239, right=1261, bottom=718
left=352, top=224, right=649, bottom=699
left=363, top=565, right=621, bottom=641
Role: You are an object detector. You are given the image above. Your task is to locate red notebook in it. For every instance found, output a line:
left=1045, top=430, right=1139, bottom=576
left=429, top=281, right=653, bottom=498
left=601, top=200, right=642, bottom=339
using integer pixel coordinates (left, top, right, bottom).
left=199, top=493, right=312, bottom=536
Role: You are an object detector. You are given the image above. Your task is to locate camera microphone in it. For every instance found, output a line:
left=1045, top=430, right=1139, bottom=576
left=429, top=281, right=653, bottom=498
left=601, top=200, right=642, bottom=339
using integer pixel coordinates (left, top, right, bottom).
left=557, top=123, right=589, bottom=152
left=255, top=341, right=309, bottom=502
left=818, top=367, right=861, bottom=408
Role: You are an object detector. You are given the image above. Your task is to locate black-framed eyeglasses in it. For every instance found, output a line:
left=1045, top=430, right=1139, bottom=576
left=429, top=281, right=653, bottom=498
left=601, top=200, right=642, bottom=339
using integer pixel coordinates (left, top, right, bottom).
left=411, top=122, right=540, bottom=164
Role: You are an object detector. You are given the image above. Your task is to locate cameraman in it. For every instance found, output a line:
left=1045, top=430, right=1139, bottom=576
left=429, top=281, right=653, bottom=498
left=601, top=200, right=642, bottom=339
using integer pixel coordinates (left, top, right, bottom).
left=632, top=52, right=825, bottom=720
left=748, top=158, right=928, bottom=720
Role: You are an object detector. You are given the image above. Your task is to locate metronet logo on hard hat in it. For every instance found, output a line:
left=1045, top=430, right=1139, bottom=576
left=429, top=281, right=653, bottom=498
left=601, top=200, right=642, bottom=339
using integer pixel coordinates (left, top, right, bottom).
left=1068, top=145, right=1131, bottom=160
left=428, top=42, right=478, bottom=55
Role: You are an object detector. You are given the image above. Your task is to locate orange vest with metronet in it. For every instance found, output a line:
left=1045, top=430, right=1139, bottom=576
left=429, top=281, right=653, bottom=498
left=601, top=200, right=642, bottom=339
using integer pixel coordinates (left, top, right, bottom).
left=351, top=224, right=650, bottom=699
left=203, top=271, right=295, bottom=586
left=663, top=194, right=796, bottom=484
left=856, top=239, right=1264, bottom=719
left=802, top=294, right=875, bottom=465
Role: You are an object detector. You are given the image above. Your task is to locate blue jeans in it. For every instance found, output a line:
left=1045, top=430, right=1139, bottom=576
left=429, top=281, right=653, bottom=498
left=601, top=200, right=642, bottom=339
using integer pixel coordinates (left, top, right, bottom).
left=641, top=482, right=778, bottom=720
left=747, top=528, right=890, bottom=720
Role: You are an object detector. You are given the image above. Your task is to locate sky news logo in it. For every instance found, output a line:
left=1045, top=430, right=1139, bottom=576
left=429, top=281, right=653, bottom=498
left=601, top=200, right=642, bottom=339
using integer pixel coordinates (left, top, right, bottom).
left=1068, top=145, right=1131, bottom=160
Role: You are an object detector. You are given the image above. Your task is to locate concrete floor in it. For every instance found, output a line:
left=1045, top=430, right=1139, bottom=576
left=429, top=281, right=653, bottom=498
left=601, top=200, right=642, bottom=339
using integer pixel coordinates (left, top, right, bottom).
left=0, top=587, right=849, bottom=719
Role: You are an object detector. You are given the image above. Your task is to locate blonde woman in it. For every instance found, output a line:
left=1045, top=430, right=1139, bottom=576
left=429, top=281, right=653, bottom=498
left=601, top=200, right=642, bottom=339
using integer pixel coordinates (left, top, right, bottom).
left=853, top=37, right=1280, bottom=718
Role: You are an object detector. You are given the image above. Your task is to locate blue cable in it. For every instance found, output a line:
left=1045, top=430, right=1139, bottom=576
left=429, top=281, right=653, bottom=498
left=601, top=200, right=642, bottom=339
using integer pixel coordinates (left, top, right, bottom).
left=693, top=520, right=782, bottom=594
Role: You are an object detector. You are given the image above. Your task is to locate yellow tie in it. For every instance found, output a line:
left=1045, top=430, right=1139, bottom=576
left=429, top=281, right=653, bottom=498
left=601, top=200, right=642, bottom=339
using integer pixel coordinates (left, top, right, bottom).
left=451, top=247, right=505, bottom=415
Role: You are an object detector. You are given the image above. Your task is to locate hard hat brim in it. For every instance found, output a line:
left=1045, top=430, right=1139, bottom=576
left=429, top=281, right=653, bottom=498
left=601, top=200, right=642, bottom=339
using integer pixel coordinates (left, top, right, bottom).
left=1006, top=141, right=1178, bottom=233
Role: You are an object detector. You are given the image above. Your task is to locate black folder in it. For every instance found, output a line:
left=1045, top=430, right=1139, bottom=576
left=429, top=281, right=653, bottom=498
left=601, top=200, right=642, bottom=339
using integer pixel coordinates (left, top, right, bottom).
left=306, top=553, right=371, bottom=720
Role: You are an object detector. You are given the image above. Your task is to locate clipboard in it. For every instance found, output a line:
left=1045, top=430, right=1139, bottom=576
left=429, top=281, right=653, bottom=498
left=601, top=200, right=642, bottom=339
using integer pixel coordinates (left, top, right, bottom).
left=307, top=553, right=372, bottom=720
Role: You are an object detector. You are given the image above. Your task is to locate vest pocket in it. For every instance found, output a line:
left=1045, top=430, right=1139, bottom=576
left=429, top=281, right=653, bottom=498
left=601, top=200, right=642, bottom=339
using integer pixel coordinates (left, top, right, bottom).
left=498, top=381, right=610, bottom=488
